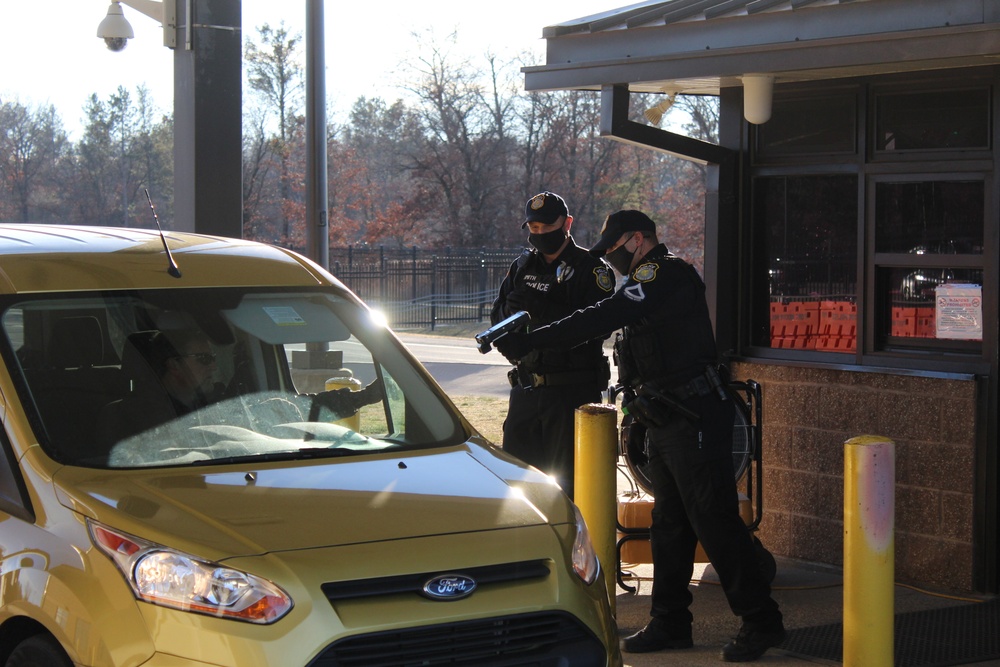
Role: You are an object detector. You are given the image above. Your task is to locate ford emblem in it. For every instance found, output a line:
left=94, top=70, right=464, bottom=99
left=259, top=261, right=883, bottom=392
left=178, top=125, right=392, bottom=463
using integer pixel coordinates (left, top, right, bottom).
left=422, top=574, right=477, bottom=600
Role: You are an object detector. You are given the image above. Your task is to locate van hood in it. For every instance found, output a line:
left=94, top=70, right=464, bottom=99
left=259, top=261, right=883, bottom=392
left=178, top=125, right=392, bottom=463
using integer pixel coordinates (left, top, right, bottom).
left=54, top=446, right=563, bottom=560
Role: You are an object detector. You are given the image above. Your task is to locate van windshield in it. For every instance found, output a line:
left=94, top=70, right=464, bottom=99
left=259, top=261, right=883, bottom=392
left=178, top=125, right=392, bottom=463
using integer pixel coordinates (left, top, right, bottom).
left=0, top=287, right=467, bottom=468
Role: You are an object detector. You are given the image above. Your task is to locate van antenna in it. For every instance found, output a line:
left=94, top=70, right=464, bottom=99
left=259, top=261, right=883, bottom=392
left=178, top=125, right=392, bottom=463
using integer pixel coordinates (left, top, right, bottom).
left=144, top=188, right=181, bottom=278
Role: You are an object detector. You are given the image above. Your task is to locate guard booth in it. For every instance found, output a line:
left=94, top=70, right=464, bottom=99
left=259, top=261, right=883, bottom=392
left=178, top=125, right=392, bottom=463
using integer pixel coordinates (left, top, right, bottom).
left=524, top=0, right=999, bottom=594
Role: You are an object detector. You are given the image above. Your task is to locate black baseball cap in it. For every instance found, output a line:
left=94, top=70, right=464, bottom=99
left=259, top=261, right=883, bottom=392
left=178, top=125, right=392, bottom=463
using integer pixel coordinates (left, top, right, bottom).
left=522, top=192, right=569, bottom=228
left=588, top=210, right=656, bottom=256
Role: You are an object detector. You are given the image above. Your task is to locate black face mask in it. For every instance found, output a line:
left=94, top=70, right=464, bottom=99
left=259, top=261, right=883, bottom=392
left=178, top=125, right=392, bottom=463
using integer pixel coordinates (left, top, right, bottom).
left=605, top=239, right=635, bottom=275
left=527, top=226, right=567, bottom=255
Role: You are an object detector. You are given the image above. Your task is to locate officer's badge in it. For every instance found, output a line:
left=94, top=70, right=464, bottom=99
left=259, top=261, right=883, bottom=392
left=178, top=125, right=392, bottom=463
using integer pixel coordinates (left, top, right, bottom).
left=594, top=266, right=614, bottom=292
left=633, top=263, right=658, bottom=282
left=556, top=262, right=574, bottom=283
left=530, top=194, right=546, bottom=210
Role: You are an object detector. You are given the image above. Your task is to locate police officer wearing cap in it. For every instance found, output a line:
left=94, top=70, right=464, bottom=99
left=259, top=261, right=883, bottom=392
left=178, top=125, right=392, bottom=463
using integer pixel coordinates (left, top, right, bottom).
left=496, top=209, right=785, bottom=663
left=490, top=192, right=615, bottom=500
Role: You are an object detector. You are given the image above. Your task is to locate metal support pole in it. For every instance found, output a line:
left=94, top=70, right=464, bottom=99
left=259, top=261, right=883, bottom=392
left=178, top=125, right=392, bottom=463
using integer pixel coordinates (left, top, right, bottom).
left=843, top=435, right=895, bottom=667
left=305, top=0, right=328, bottom=270
left=173, top=0, right=241, bottom=236
left=298, top=0, right=329, bottom=368
left=574, top=403, right=619, bottom=612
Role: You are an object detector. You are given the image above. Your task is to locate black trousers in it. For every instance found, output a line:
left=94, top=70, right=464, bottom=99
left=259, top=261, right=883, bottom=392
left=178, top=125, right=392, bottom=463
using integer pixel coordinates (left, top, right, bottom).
left=502, top=381, right=604, bottom=500
left=642, top=392, right=782, bottom=630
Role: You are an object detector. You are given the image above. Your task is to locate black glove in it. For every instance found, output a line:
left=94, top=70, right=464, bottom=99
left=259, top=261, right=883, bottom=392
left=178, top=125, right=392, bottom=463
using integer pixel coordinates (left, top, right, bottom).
left=503, top=289, right=534, bottom=317
left=494, top=331, right=532, bottom=364
left=312, top=377, right=383, bottom=416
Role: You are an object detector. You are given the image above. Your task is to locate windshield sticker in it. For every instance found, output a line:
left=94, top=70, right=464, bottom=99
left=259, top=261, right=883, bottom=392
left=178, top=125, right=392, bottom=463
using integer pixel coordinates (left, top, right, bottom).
left=263, top=306, right=306, bottom=326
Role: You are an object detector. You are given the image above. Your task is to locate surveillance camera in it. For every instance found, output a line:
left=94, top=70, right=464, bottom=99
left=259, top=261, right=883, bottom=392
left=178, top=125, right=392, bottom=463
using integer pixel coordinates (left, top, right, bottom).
left=97, top=2, right=134, bottom=53
left=104, top=36, right=130, bottom=52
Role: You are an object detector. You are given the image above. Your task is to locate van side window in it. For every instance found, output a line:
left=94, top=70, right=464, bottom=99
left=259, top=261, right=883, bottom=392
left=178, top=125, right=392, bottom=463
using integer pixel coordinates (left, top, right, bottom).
left=0, top=426, right=33, bottom=522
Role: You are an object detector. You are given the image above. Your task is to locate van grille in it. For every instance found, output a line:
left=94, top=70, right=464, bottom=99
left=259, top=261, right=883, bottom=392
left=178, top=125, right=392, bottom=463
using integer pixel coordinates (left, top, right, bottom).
left=309, top=611, right=606, bottom=666
left=321, top=560, right=550, bottom=601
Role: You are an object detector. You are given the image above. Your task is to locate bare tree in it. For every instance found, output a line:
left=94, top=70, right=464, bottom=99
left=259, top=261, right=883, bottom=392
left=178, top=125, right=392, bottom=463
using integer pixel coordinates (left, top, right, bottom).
left=0, top=99, right=68, bottom=223
left=245, top=22, right=304, bottom=239
left=673, top=93, right=720, bottom=142
left=241, top=105, right=278, bottom=241
left=70, top=86, right=171, bottom=227
left=401, top=31, right=523, bottom=246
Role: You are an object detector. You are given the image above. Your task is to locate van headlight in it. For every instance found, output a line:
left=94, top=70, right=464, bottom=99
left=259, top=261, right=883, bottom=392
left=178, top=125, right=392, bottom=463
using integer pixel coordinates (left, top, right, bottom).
left=89, top=520, right=292, bottom=623
left=570, top=505, right=600, bottom=585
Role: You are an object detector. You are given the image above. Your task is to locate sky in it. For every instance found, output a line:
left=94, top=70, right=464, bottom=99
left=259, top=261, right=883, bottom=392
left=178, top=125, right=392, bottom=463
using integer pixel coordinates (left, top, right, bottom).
left=2, top=0, right=625, bottom=139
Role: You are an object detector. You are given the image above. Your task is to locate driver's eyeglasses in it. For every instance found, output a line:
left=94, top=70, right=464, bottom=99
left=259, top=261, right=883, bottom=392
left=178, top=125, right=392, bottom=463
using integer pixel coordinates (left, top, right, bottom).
left=182, top=353, right=216, bottom=366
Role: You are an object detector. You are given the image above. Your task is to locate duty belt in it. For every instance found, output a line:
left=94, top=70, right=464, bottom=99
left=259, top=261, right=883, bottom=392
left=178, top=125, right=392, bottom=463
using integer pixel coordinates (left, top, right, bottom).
left=653, top=365, right=729, bottom=402
left=509, top=366, right=609, bottom=389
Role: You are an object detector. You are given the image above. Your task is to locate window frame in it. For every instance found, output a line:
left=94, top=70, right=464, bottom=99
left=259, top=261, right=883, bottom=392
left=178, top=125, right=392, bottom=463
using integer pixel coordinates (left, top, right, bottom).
left=868, top=82, right=993, bottom=162
left=742, top=70, right=996, bottom=375
left=753, top=86, right=860, bottom=164
left=866, top=172, right=988, bottom=357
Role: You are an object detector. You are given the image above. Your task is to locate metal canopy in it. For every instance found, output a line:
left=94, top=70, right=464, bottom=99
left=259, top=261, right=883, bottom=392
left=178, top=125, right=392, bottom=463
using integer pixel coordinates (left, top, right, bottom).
left=524, top=0, right=1000, bottom=96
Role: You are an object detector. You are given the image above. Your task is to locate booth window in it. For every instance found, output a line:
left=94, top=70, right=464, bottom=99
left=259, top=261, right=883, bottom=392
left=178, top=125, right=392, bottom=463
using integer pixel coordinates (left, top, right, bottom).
left=874, top=88, right=990, bottom=152
left=752, top=175, right=858, bottom=351
left=756, top=92, right=857, bottom=159
left=872, top=179, right=985, bottom=349
left=747, top=73, right=991, bottom=363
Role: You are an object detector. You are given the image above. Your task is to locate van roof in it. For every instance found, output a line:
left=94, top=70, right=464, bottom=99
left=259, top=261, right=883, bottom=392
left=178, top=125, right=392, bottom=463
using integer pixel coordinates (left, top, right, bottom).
left=0, top=225, right=331, bottom=294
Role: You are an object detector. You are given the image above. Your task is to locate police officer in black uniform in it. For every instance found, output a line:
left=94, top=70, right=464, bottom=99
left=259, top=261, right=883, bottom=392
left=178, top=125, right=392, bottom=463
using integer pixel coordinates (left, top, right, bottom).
left=490, top=191, right=614, bottom=500
left=496, top=210, right=785, bottom=663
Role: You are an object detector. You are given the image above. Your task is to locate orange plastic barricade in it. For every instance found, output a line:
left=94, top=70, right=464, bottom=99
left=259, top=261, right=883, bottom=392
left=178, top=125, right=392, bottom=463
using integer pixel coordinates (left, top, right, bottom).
left=891, top=307, right=917, bottom=337
left=770, top=301, right=819, bottom=348
left=915, top=307, right=935, bottom=338
left=817, top=301, right=857, bottom=351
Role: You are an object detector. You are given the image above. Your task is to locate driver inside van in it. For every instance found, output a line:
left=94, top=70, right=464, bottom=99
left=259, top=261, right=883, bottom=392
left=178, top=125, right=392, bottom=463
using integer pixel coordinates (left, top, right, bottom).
left=96, top=327, right=386, bottom=459
left=95, top=329, right=227, bottom=449
left=159, top=329, right=226, bottom=415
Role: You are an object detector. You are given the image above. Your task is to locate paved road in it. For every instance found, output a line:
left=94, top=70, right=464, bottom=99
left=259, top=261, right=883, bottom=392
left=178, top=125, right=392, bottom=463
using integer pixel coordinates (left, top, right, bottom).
left=396, top=331, right=512, bottom=397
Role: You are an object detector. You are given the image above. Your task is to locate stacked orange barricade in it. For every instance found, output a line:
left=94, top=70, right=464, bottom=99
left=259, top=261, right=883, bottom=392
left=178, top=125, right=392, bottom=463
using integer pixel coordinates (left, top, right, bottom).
left=771, top=300, right=858, bottom=351
left=892, top=306, right=935, bottom=338
left=891, top=307, right=917, bottom=337
left=770, top=301, right=819, bottom=349
left=816, top=301, right=857, bottom=351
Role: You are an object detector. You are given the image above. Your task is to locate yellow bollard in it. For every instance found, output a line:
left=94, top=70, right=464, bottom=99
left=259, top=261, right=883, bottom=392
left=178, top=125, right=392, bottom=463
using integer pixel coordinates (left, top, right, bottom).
left=843, top=435, right=895, bottom=667
left=574, top=403, right=619, bottom=613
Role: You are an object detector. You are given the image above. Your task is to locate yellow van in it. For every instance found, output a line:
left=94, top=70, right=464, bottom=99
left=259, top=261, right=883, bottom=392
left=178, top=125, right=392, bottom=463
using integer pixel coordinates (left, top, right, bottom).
left=0, top=225, right=621, bottom=667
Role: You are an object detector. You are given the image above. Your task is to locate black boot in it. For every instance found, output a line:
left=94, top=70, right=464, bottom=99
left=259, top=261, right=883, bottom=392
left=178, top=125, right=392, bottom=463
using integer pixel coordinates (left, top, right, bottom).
left=621, top=618, right=693, bottom=653
left=720, top=623, right=787, bottom=662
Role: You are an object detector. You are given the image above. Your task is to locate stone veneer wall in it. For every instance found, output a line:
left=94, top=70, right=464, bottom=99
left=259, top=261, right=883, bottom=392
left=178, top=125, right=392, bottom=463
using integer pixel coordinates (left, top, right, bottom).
left=730, top=361, right=978, bottom=591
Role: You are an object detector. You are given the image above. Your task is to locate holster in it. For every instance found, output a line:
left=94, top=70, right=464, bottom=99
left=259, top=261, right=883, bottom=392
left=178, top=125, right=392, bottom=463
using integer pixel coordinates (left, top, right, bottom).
left=630, top=383, right=700, bottom=425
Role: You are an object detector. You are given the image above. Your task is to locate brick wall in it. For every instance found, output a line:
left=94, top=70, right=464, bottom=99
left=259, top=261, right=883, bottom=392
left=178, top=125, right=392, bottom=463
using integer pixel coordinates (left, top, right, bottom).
left=731, top=361, right=978, bottom=591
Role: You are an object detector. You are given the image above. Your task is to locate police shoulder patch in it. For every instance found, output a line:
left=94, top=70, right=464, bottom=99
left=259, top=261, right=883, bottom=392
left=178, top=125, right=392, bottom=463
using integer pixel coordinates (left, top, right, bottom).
left=594, top=266, right=614, bottom=292
left=632, top=263, right=658, bottom=283
left=623, top=283, right=645, bottom=302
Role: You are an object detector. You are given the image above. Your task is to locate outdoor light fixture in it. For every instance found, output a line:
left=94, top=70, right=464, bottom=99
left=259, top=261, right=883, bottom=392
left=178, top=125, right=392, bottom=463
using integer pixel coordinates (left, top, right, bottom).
left=643, top=90, right=678, bottom=126
left=97, top=0, right=177, bottom=52
left=742, top=74, right=774, bottom=124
